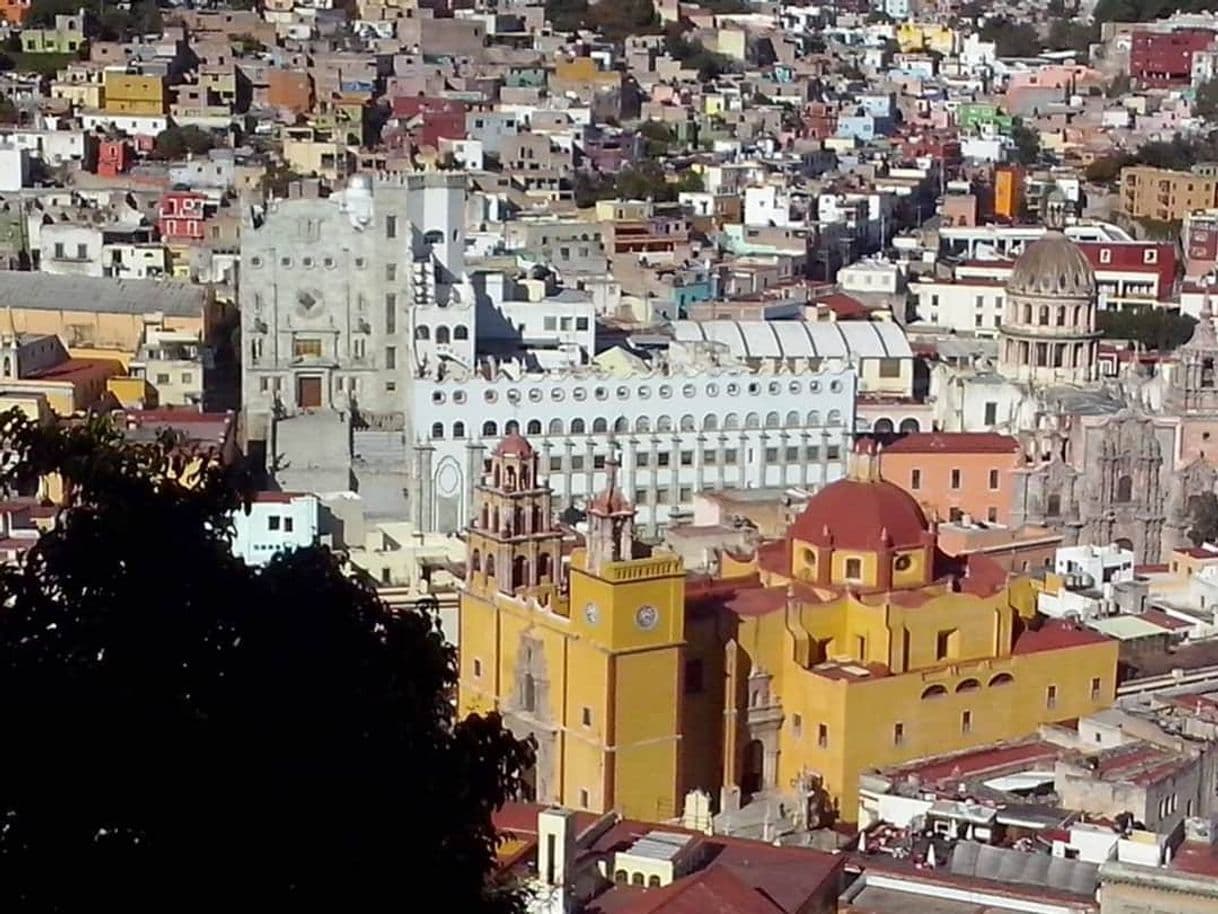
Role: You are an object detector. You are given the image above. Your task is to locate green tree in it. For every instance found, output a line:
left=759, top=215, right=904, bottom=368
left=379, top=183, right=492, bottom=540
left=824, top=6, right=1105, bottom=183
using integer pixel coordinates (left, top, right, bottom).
left=980, top=18, right=1042, bottom=58
left=584, top=0, right=659, bottom=43
left=1196, top=78, right=1218, bottom=121
left=1010, top=119, right=1042, bottom=166
left=1097, top=307, right=1197, bottom=351
left=1189, top=491, right=1218, bottom=545
left=1085, top=153, right=1134, bottom=184
left=0, top=411, right=533, bottom=911
left=637, top=119, right=676, bottom=157
left=615, top=160, right=678, bottom=201
left=1046, top=17, right=1099, bottom=57
left=544, top=0, right=588, bottom=32
left=153, top=125, right=217, bottom=160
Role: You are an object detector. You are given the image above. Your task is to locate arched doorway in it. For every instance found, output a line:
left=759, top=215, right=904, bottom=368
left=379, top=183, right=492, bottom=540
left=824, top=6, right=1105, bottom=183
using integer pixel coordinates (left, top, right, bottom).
left=742, top=739, right=765, bottom=797
left=899, top=417, right=920, bottom=433
left=512, top=555, right=528, bottom=590
left=1115, top=537, right=1134, bottom=552
left=873, top=417, right=894, bottom=435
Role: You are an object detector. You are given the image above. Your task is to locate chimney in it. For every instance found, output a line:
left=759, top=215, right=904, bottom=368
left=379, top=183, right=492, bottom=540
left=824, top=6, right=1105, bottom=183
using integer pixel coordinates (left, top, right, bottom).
left=537, top=807, right=577, bottom=896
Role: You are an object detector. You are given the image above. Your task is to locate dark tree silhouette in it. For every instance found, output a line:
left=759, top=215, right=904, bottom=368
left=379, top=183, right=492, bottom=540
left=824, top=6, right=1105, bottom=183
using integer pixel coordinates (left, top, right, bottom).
left=0, top=411, right=533, bottom=912
left=1189, top=492, right=1218, bottom=546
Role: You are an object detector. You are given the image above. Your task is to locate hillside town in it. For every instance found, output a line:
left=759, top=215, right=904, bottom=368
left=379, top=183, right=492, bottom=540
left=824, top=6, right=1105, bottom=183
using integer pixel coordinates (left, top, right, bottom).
left=6, top=0, right=1218, bottom=909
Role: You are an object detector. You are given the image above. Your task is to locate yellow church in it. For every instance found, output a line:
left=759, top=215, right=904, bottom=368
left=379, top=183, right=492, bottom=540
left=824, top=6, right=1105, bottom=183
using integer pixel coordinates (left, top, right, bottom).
left=457, top=434, right=1119, bottom=823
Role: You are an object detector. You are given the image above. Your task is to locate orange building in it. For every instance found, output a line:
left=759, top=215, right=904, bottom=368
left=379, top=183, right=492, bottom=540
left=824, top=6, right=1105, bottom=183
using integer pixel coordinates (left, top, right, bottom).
left=267, top=70, right=314, bottom=115
left=0, top=0, right=30, bottom=24
left=994, top=165, right=1025, bottom=221
left=877, top=432, right=1023, bottom=526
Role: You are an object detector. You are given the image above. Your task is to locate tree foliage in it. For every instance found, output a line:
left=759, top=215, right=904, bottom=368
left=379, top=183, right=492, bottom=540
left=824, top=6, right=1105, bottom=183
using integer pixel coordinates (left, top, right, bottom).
left=29, top=0, right=160, bottom=38
left=153, top=125, right=217, bottom=160
left=664, top=26, right=734, bottom=80
left=1189, top=491, right=1218, bottom=545
left=1094, top=0, right=1218, bottom=23
left=1046, top=17, right=1099, bottom=57
left=980, top=18, right=1043, bottom=58
left=1196, top=78, right=1218, bottom=121
left=1097, top=308, right=1197, bottom=351
left=1010, top=119, right=1042, bottom=165
left=0, top=412, right=533, bottom=911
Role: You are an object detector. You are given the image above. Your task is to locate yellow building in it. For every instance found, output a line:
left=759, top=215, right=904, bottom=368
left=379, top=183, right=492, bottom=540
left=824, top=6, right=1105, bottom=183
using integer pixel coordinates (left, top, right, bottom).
left=458, top=434, right=686, bottom=821
left=103, top=71, right=167, bottom=116
left=896, top=23, right=957, bottom=55
left=459, top=435, right=1120, bottom=825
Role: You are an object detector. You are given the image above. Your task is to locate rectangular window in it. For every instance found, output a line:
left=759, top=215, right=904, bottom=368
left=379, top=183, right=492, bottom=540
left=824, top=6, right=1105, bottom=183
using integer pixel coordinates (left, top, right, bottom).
left=657, top=452, right=670, bottom=467
left=473, top=658, right=482, bottom=677
left=284, top=517, right=294, bottom=533
left=54, top=242, right=64, bottom=258
left=894, top=722, right=905, bottom=745
left=656, top=487, right=670, bottom=505
left=765, top=447, right=779, bottom=463
left=581, top=706, right=592, bottom=727
left=593, top=454, right=606, bottom=470
left=76, top=243, right=87, bottom=259
left=987, top=506, right=998, bottom=523
left=636, top=453, right=650, bottom=468
left=826, top=445, right=840, bottom=460
left=684, top=658, right=704, bottom=694
left=1090, top=677, right=1101, bottom=700
left=1047, top=684, right=1058, bottom=709
left=724, top=448, right=738, bottom=463
left=989, top=468, right=999, bottom=490
left=792, top=713, right=803, bottom=737
left=544, top=316, right=557, bottom=331
left=962, top=710, right=973, bottom=734
left=549, top=456, right=562, bottom=472
left=680, top=450, right=693, bottom=467
left=845, top=557, right=862, bottom=579
left=181, top=372, right=192, bottom=384
left=385, top=263, right=396, bottom=281
left=950, top=468, right=961, bottom=489
left=975, top=295, right=984, bottom=308
left=570, top=456, right=584, bottom=471
left=911, top=468, right=921, bottom=490
left=560, top=316, right=573, bottom=331
left=156, top=373, right=170, bottom=384
left=878, top=358, right=902, bottom=378
left=385, top=294, right=396, bottom=333
left=293, top=338, right=322, bottom=357
left=786, top=446, right=800, bottom=461
left=817, top=723, right=828, bottom=748
left=267, top=515, right=280, bottom=531
left=576, top=317, right=589, bottom=330
left=386, top=214, right=397, bottom=238
left=679, top=485, right=692, bottom=502
left=984, top=401, right=998, bottom=425
left=385, top=346, right=396, bottom=370
left=936, top=629, right=955, bottom=661
left=704, top=451, right=716, bottom=465
left=579, top=788, right=589, bottom=808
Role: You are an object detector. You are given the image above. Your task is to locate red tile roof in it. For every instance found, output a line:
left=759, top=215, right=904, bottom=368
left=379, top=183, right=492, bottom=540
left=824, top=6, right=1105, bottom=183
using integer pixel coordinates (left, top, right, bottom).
left=817, top=292, right=870, bottom=319
left=1139, top=608, right=1192, bottom=632
left=591, top=865, right=785, bottom=914
left=881, top=432, right=1020, bottom=455
left=1012, top=620, right=1112, bottom=655
left=788, top=477, right=930, bottom=551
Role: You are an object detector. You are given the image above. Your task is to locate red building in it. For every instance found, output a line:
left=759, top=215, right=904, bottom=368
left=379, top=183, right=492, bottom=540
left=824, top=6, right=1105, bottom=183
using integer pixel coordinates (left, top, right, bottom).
left=158, top=191, right=208, bottom=243
left=1075, top=240, right=1178, bottom=302
left=0, top=0, right=31, bottom=25
left=96, top=139, right=131, bottom=177
left=1131, top=29, right=1215, bottom=87
left=390, top=96, right=467, bottom=149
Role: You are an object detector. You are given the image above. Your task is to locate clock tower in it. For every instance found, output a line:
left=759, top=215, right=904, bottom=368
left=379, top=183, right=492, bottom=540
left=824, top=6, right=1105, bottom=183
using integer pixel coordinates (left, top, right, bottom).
left=567, top=458, right=686, bottom=820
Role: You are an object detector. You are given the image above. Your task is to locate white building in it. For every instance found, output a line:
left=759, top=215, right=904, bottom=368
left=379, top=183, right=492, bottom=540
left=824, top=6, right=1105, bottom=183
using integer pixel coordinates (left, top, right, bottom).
left=230, top=492, right=320, bottom=566
left=1055, top=543, right=1136, bottom=587
left=911, top=276, right=1006, bottom=334
left=0, top=144, right=29, bottom=192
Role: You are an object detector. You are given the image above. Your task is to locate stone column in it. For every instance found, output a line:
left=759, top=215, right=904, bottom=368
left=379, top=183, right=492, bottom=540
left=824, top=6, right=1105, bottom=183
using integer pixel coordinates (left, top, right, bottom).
left=562, top=439, right=574, bottom=508
left=416, top=443, right=434, bottom=532
left=800, top=430, right=811, bottom=487
left=584, top=438, right=595, bottom=498
left=716, top=433, right=726, bottom=489
left=738, top=431, right=748, bottom=488
left=819, top=429, right=830, bottom=485
left=694, top=434, right=706, bottom=494
left=756, top=431, right=768, bottom=489
left=671, top=435, right=681, bottom=509
left=648, top=436, right=660, bottom=535
left=465, top=440, right=486, bottom=529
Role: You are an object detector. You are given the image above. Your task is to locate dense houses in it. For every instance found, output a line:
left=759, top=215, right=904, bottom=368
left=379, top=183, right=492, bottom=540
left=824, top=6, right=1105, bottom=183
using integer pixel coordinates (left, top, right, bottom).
left=4, top=0, right=1218, bottom=908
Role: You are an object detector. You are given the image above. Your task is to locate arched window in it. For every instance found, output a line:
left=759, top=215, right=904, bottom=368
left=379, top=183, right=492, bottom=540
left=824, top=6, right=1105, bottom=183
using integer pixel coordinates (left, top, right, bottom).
left=482, top=420, right=497, bottom=437
left=505, top=419, right=519, bottom=434
left=431, top=423, right=444, bottom=439
left=956, top=678, right=981, bottom=693
left=657, top=415, right=673, bottom=432
left=635, top=416, right=651, bottom=433
left=807, top=410, right=821, bottom=426
left=921, top=684, right=948, bottom=700
left=989, top=673, right=1014, bottom=687
left=592, top=417, right=608, bottom=433
left=454, top=325, right=469, bottom=340
left=704, top=414, right=718, bottom=431
left=873, top=418, right=894, bottom=434
left=1046, top=493, right=1061, bottom=517
left=648, top=875, right=661, bottom=888
left=786, top=410, right=800, bottom=427
left=512, top=555, right=528, bottom=589
left=764, top=411, right=780, bottom=428
left=899, top=417, right=920, bottom=433
left=1116, top=475, right=1133, bottom=503
left=436, top=325, right=450, bottom=345
left=522, top=671, right=536, bottom=711
left=615, top=871, right=627, bottom=885
left=538, top=552, right=553, bottom=580
left=724, top=413, right=740, bottom=430
left=470, top=549, right=481, bottom=573
left=527, top=419, right=542, bottom=435
left=745, top=412, right=760, bottom=429
left=1039, top=306, right=1049, bottom=325
left=631, top=873, right=645, bottom=886
left=571, top=418, right=586, bottom=434
left=614, top=417, right=629, bottom=433
left=454, top=421, right=466, bottom=438
left=415, top=325, right=430, bottom=340
left=827, top=409, right=843, bottom=426
left=485, top=554, right=496, bottom=578
left=548, top=418, right=563, bottom=435
left=1023, top=304, right=1032, bottom=323
left=680, top=414, right=695, bottom=431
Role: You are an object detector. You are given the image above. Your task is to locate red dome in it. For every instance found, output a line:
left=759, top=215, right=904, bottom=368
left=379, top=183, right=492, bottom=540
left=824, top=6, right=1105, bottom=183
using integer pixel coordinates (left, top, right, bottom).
left=493, top=431, right=534, bottom=458
left=789, top=477, right=929, bottom=550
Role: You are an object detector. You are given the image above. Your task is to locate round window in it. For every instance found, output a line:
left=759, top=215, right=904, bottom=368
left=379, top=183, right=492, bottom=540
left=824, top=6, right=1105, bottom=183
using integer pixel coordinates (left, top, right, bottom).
left=529, top=389, right=542, bottom=402
left=484, top=390, right=497, bottom=403
left=895, top=554, right=913, bottom=572
left=573, top=388, right=587, bottom=401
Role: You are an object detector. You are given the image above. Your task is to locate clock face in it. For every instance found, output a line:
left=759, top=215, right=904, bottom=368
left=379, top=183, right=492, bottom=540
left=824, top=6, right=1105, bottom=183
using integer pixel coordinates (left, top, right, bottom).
left=584, top=602, right=599, bottom=625
left=635, top=604, right=659, bottom=631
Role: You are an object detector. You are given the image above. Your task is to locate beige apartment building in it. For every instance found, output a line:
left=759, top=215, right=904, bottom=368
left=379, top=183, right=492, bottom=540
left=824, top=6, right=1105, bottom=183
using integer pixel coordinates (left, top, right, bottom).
left=1120, top=166, right=1218, bottom=222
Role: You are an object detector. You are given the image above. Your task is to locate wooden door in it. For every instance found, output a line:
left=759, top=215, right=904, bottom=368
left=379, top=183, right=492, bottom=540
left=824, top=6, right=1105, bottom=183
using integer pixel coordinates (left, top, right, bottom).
left=296, top=375, right=322, bottom=409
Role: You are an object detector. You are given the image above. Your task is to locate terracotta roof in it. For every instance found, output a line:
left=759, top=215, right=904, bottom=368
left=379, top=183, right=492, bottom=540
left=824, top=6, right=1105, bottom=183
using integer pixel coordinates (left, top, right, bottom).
left=1139, top=608, right=1192, bottom=631
left=881, top=432, right=1020, bottom=455
left=1012, top=620, right=1112, bottom=655
left=590, top=865, right=785, bottom=914
left=788, top=477, right=929, bottom=551
left=493, top=431, right=535, bottom=458
left=817, top=292, right=870, bottom=319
